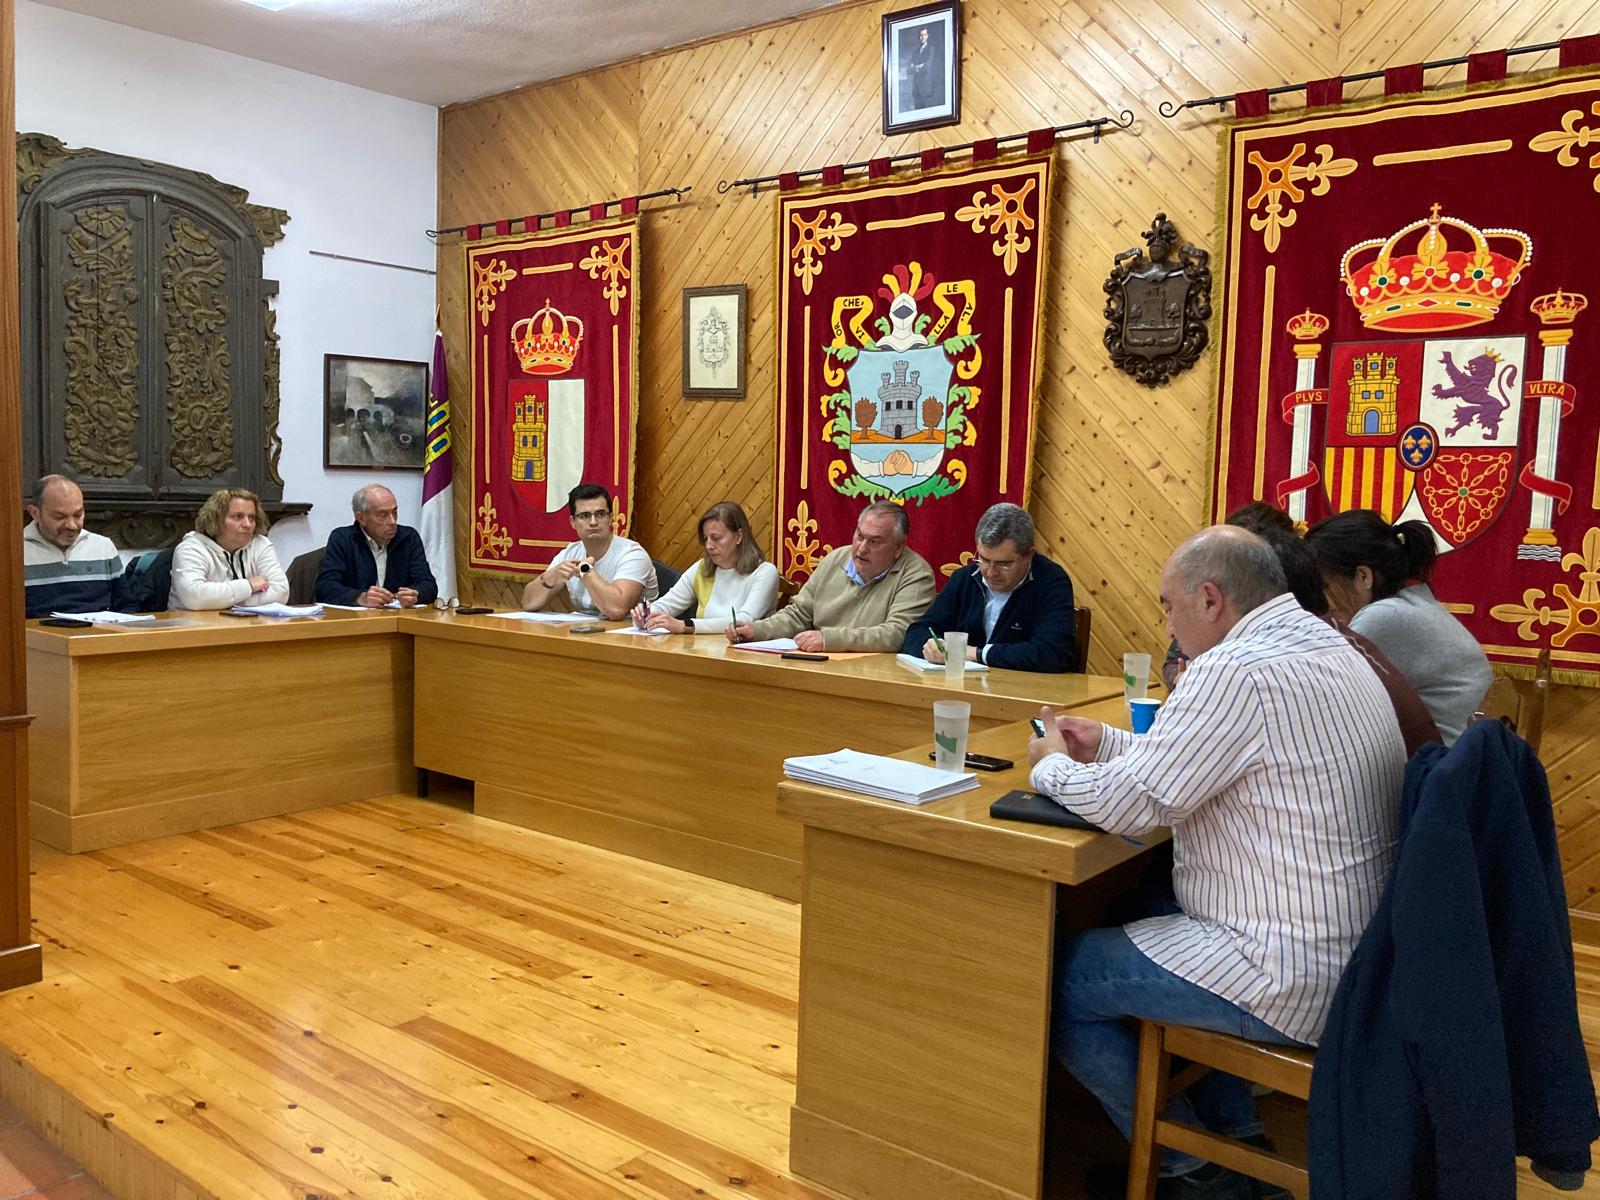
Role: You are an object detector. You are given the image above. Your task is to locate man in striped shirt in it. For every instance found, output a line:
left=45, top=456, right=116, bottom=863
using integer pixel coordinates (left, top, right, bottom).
left=1028, top=526, right=1405, bottom=1199
left=22, top=475, right=126, bottom=618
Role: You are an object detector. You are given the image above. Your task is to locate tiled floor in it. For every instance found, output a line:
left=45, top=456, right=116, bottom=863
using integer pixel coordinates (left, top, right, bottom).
left=0, top=1101, right=112, bottom=1200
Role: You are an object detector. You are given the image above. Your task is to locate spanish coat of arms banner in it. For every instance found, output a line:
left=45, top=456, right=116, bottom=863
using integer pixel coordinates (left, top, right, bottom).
left=465, top=219, right=639, bottom=576
left=1208, top=71, right=1600, bottom=683
left=775, top=155, right=1052, bottom=582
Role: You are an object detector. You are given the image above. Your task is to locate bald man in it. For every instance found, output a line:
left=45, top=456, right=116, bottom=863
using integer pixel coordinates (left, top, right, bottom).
left=23, top=475, right=126, bottom=617
left=315, top=483, right=438, bottom=607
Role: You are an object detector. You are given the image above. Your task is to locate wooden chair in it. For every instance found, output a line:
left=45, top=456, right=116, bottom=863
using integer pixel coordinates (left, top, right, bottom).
left=776, top=576, right=801, bottom=610
left=1472, top=646, right=1552, bottom=754
left=285, top=547, right=326, bottom=605
left=1073, top=606, right=1092, bottom=673
left=1127, top=1021, right=1316, bottom=1200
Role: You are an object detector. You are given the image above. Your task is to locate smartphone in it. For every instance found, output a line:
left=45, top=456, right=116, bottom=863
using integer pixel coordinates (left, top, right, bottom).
left=929, top=752, right=1014, bottom=772
left=453, top=606, right=494, bottom=615
left=219, top=610, right=259, bottom=618
left=569, top=623, right=608, bottom=634
left=1029, top=717, right=1047, bottom=737
left=39, top=617, right=92, bottom=628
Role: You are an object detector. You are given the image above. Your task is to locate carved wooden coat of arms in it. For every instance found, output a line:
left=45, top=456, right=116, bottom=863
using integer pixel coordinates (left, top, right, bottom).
left=1103, top=213, right=1212, bottom=387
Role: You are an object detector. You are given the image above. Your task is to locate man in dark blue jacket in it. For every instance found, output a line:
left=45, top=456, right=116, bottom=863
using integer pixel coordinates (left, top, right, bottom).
left=315, top=484, right=439, bottom=608
left=901, top=503, right=1077, bottom=671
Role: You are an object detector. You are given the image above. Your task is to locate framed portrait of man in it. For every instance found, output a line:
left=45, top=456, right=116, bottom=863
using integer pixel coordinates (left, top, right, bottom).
left=882, top=0, right=961, bottom=136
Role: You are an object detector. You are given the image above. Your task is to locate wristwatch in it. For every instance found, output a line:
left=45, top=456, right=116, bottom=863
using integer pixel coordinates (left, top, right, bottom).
left=683, top=618, right=695, bottom=634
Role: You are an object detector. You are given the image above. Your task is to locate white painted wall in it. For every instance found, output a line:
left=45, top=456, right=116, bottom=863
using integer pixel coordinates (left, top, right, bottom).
left=15, top=0, right=439, bottom=563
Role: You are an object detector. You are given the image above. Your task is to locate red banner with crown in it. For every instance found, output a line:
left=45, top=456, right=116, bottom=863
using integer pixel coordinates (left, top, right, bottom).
left=465, top=220, right=639, bottom=576
left=1209, top=71, right=1600, bottom=684
left=774, top=156, right=1052, bottom=584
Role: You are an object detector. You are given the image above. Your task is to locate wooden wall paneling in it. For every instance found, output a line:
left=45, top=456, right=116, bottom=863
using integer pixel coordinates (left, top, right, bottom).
left=437, top=0, right=1600, bottom=904
left=0, top=0, right=41, bottom=992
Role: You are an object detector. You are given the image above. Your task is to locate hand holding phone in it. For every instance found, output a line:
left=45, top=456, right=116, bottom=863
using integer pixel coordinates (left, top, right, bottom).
left=1029, top=717, right=1047, bottom=738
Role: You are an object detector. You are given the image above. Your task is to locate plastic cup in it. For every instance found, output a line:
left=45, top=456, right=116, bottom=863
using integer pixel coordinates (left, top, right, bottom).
left=933, top=700, right=971, bottom=772
left=942, top=631, right=969, bottom=686
left=1129, top=697, right=1162, bottom=735
left=1123, top=652, right=1151, bottom=702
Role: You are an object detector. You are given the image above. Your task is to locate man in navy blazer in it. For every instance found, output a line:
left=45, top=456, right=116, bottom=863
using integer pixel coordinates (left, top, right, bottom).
left=901, top=503, right=1077, bottom=671
left=315, top=484, right=439, bottom=608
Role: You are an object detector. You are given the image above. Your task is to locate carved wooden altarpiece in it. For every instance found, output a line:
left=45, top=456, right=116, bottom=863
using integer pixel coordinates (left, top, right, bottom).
left=16, top=133, right=308, bottom=546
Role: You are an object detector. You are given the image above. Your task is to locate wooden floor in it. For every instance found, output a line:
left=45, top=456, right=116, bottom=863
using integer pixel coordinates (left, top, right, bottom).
left=0, top=788, right=1594, bottom=1199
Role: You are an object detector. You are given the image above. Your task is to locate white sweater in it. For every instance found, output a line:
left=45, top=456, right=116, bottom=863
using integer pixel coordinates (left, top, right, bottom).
left=169, top=531, right=290, bottom=610
left=653, top=560, right=780, bottom=633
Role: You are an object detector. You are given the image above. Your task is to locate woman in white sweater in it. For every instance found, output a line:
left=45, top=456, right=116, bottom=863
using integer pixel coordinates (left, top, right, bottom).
left=1306, top=508, right=1492, bottom=745
left=631, top=501, right=778, bottom=635
left=170, top=488, right=290, bottom=610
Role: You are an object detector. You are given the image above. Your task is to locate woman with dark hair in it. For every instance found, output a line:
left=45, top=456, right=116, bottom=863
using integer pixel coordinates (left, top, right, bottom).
left=631, top=501, right=778, bottom=635
left=1305, top=509, right=1491, bottom=744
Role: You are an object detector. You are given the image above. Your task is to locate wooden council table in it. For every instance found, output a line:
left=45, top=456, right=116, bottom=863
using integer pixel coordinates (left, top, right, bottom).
left=25, top=609, right=413, bottom=852
left=408, top=615, right=1124, bottom=900
left=780, top=699, right=1162, bottom=1200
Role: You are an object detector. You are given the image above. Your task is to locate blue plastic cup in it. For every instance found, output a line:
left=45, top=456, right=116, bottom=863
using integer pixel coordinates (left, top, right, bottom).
left=1129, top=697, right=1162, bottom=734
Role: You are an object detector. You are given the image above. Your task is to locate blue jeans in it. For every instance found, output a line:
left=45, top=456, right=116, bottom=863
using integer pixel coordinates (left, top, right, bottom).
left=1053, top=894, right=1306, bottom=1176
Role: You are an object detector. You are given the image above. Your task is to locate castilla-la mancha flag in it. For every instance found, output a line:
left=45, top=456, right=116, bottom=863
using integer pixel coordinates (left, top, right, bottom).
left=465, top=219, right=639, bottom=577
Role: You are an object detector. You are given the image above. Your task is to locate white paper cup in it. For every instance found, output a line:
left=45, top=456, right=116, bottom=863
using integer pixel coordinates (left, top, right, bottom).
left=1123, top=652, right=1151, bottom=702
left=942, top=631, right=969, bottom=686
left=933, top=700, right=971, bottom=772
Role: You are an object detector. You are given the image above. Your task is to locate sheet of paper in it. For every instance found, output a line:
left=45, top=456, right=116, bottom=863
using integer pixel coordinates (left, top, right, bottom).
left=484, top=611, right=596, bottom=624
left=607, top=627, right=670, bottom=636
left=320, top=602, right=401, bottom=611
left=55, top=610, right=155, bottom=625
left=729, top=638, right=801, bottom=653
left=895, top=653, right=989, bottom=673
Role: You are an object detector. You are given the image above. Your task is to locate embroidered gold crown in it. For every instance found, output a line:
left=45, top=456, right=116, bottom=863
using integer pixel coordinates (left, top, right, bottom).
left=1530, top=289, right=1589, bottom=325
left=512, top=300, right=584, bottom=376
left=1339, top=205, right=1532, bottom=333
left=1285, top=309, right=1330, bottom=340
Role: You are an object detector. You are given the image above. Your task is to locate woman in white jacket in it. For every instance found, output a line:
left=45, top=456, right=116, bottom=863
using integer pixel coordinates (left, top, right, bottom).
left=630, top=500, right=778, bottom=635
left=169, top=488, right=290, bottom=610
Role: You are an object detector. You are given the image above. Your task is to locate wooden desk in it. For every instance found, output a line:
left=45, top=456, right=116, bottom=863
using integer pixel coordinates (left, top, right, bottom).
left=26, top=610, right=413, bottom=852
left=409, top=616, right=1124, bottom=901
left=780, top=700, right=1162, bottom=1200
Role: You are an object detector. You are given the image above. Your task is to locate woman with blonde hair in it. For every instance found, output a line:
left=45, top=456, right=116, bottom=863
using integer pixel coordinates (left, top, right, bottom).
left=170, top=488, right=290, bottom=610
left=631, top=501, right=778, bottom=635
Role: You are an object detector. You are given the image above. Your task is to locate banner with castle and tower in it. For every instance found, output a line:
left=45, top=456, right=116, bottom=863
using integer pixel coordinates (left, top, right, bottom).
left=465, top=218, right=639, bottom=576
left=774, top=154, right=1052, bottom=583
left=1209, top=70, right=1600, bottom=685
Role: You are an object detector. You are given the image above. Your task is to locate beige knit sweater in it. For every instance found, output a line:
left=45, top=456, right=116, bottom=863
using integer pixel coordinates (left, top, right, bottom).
left=749, top=545, right=936, bottom=652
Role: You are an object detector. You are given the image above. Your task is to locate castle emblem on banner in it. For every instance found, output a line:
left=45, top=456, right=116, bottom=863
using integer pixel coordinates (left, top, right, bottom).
left=819, top=262, right=980, bottom=503
left=1276, top=205, right=1586, bottom=561
left=507, top=300, right=587, bottom=512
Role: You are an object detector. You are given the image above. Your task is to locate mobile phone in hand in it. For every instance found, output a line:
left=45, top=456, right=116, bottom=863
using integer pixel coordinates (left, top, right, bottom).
left=1029, top=717, right=1047, bottom=738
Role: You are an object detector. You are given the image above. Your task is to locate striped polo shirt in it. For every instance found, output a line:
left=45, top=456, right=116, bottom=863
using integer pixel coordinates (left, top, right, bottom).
left=23, top=522, right=124, bottom=617
left=1030, top=593, right=1405, bottom=1044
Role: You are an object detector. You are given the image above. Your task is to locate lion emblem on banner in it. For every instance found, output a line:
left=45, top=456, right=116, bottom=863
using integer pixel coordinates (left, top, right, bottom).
left=818, top=262, right=981, bottom=504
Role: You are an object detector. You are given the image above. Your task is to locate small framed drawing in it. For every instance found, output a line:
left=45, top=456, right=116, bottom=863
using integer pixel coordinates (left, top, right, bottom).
left=323, top=354, right=429, bottom=470
left=682, top=284, right=747, bottom=399
left=882, top=0, right=961, bottom=136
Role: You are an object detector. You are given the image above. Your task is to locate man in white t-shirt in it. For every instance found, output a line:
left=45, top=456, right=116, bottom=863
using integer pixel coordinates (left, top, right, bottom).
left=519, top=483, right=658, bottom=619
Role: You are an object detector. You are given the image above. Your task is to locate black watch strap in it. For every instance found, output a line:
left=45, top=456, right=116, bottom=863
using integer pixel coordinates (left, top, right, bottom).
left=683, top=618, right=695, bottom=633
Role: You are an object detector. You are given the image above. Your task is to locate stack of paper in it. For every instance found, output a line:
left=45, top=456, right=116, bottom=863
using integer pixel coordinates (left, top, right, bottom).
left=53, top=611, right=155, bottom=625
left=782, top=748, right=977, bottom=805
left=895, top=653, right=989, bottom=674
left=730, top=637, right=800, bottom=653
left=231, top=603, right=323, bottom=618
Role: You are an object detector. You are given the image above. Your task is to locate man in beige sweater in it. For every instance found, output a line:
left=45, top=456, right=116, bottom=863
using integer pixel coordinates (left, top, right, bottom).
left=729, top=500, right=935, bottom=652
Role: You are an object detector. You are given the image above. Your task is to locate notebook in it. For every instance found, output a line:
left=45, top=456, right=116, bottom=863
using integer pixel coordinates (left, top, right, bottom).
left=782, top=748, right=978, bottom=805
left=988, top=790, right=1104, bottom=832
left=895, top=653, right=989, bottom=673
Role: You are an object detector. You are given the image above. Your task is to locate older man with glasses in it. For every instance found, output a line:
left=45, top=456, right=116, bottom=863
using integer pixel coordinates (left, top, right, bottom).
left=520, top=482, right=658, bottom=619
left=902, top=502, right=1078, bottom=672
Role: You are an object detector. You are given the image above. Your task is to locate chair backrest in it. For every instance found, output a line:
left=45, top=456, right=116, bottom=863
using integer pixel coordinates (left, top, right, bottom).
left=776, top=575, right=801, bottom=611
left=652, top=558, right=681, bottom=597
left=1472, top=645, right=1551, bottom=754
left=120, top=547, right=174, bottom=612
left=287, top=547, right=327, bottom=605
left=1073, top=606, right=1092, bottom=674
